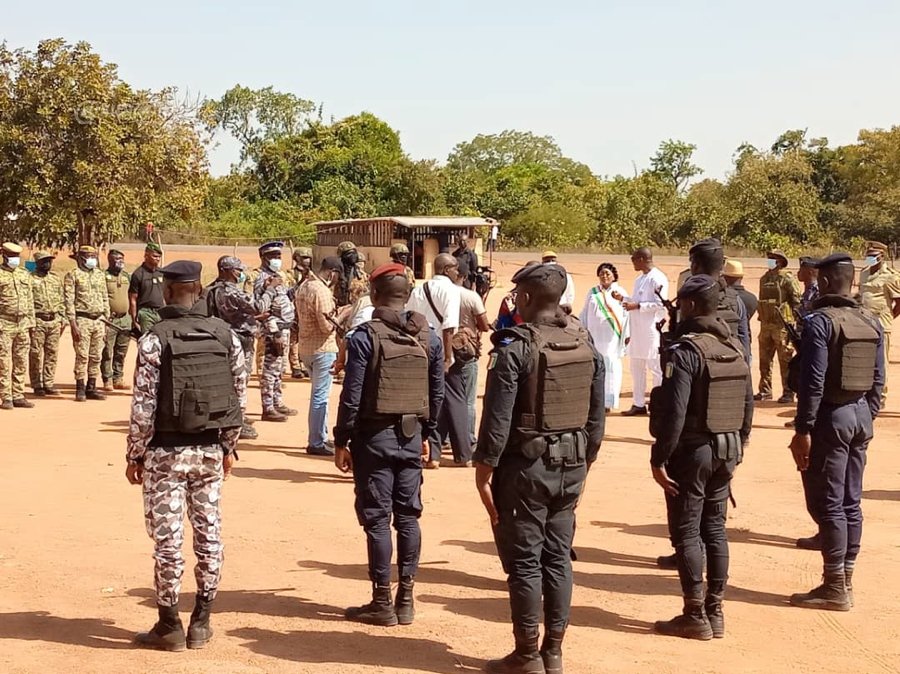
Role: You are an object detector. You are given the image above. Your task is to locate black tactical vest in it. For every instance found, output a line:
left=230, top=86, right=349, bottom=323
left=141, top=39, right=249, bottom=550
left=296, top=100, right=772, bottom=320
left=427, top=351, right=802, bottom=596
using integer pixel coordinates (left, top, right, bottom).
left=717, top=285, right=742, bottom=345
left=516, top=321, right=596, bottom=435
left=681, top=332, right=749, bottom=434
left=818, top=306, right=879, bottom=404
left=362, top=319, right=430, bottom=419
left=200, top=280, right=224, bottom=319
left=151, top=312, right=243, bottom=443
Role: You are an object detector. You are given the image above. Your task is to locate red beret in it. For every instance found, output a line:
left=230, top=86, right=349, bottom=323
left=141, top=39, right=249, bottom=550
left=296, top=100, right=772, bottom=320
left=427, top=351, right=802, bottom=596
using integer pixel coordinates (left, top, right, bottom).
left=370, top=262, right=409, bottom=282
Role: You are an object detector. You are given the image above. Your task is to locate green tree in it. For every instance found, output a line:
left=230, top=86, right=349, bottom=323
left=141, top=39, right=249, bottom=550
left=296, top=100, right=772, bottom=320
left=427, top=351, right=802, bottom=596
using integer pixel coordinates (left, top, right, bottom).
left=0, top=39, right=207, bottom=247
left=649, top=139, right=702, bottom=192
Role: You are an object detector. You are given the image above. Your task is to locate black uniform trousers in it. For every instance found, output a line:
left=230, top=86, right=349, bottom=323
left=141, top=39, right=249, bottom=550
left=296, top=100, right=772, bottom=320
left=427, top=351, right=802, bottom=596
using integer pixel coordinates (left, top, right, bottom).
left=801, top=398, right=872, bottom=572
left=664, top=443, right=736, bottom=598
left=430, top=361, right=471, bottom=463
left=492, top=452, right=586, bottom=631
left=351, top=424, right=424, bottom=585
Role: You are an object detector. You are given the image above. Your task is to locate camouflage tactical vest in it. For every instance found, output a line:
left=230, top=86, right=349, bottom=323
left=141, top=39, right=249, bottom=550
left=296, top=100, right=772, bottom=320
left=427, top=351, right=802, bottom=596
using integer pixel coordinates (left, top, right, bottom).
left=362, top=319, right=430, bottom=419
left=681, top=332, right=749, bottom=434
left=818, top=306, right=879, bottom=405
left=151, top=312, right=242, bottom=437
left=517, top=321, right=596, bottom=435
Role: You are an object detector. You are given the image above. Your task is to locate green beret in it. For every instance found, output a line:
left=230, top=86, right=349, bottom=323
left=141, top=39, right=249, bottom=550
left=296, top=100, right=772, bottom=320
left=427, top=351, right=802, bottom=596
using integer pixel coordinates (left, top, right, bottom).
left=145, top=242, right=163, bottom=254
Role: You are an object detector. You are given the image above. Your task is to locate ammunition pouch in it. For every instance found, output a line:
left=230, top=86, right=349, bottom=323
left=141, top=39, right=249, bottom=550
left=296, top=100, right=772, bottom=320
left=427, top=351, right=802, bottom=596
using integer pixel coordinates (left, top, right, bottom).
left=711, top=432, right=741, bottom=463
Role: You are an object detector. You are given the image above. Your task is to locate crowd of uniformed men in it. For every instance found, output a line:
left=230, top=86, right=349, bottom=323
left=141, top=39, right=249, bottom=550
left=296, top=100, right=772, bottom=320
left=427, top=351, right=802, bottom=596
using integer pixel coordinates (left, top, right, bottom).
left=0, top=233, right=893, bottom=672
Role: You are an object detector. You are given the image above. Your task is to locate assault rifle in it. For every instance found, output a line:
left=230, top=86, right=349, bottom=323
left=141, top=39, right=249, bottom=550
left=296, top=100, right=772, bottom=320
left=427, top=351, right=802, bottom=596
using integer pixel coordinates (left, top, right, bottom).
left=777, top=309, right=802, bottom=350
left=655, top=288, right=679, bottom=367
left=101, top=317, right=141, bottom=341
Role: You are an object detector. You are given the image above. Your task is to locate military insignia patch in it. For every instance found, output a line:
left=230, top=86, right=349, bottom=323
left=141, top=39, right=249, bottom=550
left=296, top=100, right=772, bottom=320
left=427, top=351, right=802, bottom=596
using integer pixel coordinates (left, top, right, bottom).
left=488, top=353, right=498, bottom=370
left=665, top=362, right=674, bottom=379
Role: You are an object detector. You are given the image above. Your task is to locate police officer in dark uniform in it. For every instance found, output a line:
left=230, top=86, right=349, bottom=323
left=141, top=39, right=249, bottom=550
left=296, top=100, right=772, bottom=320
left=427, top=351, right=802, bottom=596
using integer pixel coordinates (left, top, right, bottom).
left=649, top=275, right=753, bottom=640
left=788, top=253, right=884, bottom=611
left=474, top=262, right=605, bottom=674
left=334, top=262, right=445, bottom=627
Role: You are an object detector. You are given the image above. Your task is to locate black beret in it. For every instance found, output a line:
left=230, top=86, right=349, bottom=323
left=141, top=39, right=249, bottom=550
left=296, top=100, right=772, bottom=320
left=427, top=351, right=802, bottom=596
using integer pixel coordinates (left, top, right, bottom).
left=814, top=253, right=854, bottom=270
left=512, top=262, right=567, bottom=285
left=799, top=256, right=820, bottom=267
left=677, top=274, right=718, bottom=300
left=689, top=238, right=723, bottom=258
left=159, top=260, right=202, bottom=283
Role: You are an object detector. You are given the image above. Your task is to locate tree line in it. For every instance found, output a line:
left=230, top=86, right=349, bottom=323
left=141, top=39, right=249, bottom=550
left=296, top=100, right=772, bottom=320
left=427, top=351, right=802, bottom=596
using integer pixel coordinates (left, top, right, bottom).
left=1, top=39, right=898, bottom=252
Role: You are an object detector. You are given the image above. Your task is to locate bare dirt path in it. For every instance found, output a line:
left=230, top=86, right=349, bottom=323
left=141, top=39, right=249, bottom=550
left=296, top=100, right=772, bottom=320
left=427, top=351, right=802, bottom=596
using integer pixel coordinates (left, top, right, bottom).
left=1, top=247, right=898, bottom=674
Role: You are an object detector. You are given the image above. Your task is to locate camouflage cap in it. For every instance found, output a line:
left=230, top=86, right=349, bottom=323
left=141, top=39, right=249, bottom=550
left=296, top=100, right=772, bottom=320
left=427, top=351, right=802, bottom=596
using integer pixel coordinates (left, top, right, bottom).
left=217, top=255, right=245, bottom=271
left=390, top=242, right=410, bottom=255
left=2, top=242, right=23, bottom=255
left=766, top=249, right=788, bottom=264
left=33, top=250, right=56, bottom=261
left=337, top=241, right=357, bottom=254
left=77, top=245, right=98, bottom=255
left=357, top=251, right=367, bottom=262
left=293, top=247, right=312, bottom=258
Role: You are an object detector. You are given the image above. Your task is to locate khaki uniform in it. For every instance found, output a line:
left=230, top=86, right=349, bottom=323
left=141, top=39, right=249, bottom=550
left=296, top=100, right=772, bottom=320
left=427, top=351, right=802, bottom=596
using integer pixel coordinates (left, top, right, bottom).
left=102, top=269, right=132, bottom=385
left=64, top=267, right=110, bottom=381
left=29, top=272, right=65, bottom=391
left=757, top=269, right=801, bottom=396
left=859, top=265, right=900, bottom=397
left=0, top=266, right=35, bottom=401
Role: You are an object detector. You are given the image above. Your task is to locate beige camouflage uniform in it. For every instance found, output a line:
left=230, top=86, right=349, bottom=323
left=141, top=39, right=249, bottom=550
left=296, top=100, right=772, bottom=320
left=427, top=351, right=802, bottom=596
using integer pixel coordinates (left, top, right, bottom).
left=126, top=329, right=247, bottom=607
left=0, top=264, right=35, bottom=402
left=859, top=264, right=900, bottom=398
left=29, top=269, right=65, bottom=392
left=64, top=266, right=110, bottom=381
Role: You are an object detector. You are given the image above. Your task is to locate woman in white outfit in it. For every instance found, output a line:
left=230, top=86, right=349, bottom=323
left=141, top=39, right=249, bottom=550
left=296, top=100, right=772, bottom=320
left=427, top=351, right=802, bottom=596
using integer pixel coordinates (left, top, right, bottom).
left=579, top=263, right=630, bottom=410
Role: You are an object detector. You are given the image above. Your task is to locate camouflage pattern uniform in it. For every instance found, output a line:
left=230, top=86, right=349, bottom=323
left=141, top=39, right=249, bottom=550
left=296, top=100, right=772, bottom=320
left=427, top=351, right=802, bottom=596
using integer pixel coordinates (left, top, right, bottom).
left=255, top=267, right=295, bottom=413
left=126, top=329, right=247, bottom=607
left=245, top=266, right=295, bottom=375
left=0, top=263, right=35, bottom=403
left=859, top=263, right=900, bottom=399
left=29, top=268, right=64, bottom=392
left=207, top=279, right=260, bottom=379
left=102, top=267, right=132, bottom=386
left=64, top=266, right=110, bottom=381
left=757, top=266, right=801, bottom=397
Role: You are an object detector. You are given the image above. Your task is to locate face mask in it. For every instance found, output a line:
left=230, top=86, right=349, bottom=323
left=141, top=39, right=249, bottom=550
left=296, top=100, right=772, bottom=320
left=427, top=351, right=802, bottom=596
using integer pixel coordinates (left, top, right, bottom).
left=237, top=271, right=246, bottom=285
left=268, top=258, right=282, bottom=272
left=84, top=257, right=98, bottom=270
left=766, top=259, right=777, bottom=270
left=5, top=256, right=20, bottom=269
left=865, top=256, right=879, bottom=267
left=343, top=251, right=359, bottom=266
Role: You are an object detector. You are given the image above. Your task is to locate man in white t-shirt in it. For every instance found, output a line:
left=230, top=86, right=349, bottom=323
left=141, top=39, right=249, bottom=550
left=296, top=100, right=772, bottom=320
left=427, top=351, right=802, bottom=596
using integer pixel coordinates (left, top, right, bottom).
left=542, top=251, right=575, bottom=313
left=406, top=254, right=462, bottom=468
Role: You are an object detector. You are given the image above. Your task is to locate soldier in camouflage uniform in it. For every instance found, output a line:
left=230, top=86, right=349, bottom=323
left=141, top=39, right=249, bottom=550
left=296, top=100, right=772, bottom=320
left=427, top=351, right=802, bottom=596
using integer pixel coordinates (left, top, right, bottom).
left=64, top=245, right=110, bottom=401
left=0, top=242, right=36, bottom=409
left=29, top=251, right=65, bottom=396
left=336, top=241, right=370, bottom=308
left=204, top=255, right=264, bottom=440
left=101, top=249, right=132, bottom=391
left=254, top=241, right=297, bottom=421
left=391, top=242, right=417, bottom=287
left=755, top=249, right=801, bottom=404
left=245, top=247, right=295, bottom=376
left=126, top=260, right=246, bottom=652
left=289, top=247, right=313, bottom=380
left=859, top=241, right=900, bottom=402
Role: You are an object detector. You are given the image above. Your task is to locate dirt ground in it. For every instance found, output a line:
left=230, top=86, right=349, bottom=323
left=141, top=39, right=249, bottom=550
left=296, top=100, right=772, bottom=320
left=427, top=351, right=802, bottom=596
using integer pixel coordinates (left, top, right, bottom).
left=1, top=247, right=899, bottom=674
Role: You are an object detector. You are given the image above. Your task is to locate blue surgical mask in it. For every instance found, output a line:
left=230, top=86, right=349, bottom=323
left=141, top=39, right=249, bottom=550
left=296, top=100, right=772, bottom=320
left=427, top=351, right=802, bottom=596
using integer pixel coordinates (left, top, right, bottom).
left=238, top=271, right=246, bottom=285
left=865, top=255, right=879, bottom=267
left=766, top=259, right=777, bottom=270
left=268, top=259, right=283, bottom=272
left=84, top=257, right=98, bottom=270
left=5, top=256, right=20, bottom=269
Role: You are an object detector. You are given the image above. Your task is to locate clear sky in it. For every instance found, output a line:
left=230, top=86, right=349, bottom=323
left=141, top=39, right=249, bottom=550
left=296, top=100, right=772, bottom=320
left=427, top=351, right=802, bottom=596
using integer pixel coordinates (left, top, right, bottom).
left=5, top=0, right=900, bottom=180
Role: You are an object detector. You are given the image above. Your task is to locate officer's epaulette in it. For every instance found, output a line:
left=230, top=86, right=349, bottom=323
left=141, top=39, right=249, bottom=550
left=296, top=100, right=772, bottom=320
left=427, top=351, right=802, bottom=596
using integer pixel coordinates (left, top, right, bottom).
left=491, top=325, right=529, bottom=348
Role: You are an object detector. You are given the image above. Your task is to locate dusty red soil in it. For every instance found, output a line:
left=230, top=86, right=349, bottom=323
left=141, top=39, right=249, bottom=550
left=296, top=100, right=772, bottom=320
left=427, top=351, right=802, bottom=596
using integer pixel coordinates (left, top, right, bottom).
left=1, top=247, right=899, bottom=674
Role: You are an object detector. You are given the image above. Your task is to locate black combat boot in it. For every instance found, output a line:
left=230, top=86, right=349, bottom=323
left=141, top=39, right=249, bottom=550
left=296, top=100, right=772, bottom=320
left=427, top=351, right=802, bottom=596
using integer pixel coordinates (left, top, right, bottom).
left=789, top=571, right=851, bottom=611
left=186, top=594, right=214, bottom=649
left=656, top=553, right=677, bottom=570
left=654, top=598, right=713, bottom=640
left=704, top=592, right=725, bottom=639
left=486, top=625, right=546, bottom=674
left=845, top=567, right=855, bottom=607
left=540, top=628, right=565, bottom=674
left=75, top=380, right=86, bottom=402
left=395, top=576, right=415, bottom=625
left=134, top=604, right=186, bottom=651
left=239, top=422, right=258, bottom=440
left=796, top=532, right=822, bottom=550
left=85, top=377, right=106, bottom=400
left=345, top=584, right=399, bottom=626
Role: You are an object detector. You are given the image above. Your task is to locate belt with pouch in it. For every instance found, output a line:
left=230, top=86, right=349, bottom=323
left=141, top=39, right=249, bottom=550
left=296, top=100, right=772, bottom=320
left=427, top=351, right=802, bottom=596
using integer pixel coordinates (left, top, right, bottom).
left=35, top=312, right=57, bottom=321
left=110, top=311, right=127, bottom=319
left=75, top=311, right=102, bottom=320
left=544, top=431, right=587, bottom=466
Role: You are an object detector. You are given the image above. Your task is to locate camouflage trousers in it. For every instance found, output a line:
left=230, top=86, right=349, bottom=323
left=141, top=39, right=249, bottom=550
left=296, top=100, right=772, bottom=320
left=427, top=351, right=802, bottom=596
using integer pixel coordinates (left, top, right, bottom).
left=289, top=323, right=301, bottom=371
left=29, top=319, right=61, bottom=390
left=142, top=445, right=225, bottom=608
left=101, top=314, right=131, bottom=383
left=73, top=316, right=105, bottom=380
left=260, top=329, right=288, bottom=412
left=758, top=323, right=794, bottom=396
left=0, top=327, right=30, bottom=401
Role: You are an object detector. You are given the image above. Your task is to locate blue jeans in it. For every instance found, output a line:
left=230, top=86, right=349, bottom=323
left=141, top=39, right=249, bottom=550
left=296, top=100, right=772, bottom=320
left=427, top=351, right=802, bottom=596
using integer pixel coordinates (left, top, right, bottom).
left=463, top=359, right=478, bottom=445
left=302, top=352, right=336, bottom=449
